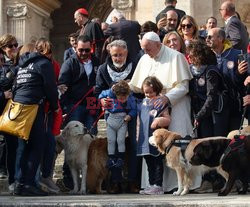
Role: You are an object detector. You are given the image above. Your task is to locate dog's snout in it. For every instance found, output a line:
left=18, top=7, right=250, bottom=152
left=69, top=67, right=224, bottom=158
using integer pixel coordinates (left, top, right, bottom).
left=149, top=136, right=156, bottom=146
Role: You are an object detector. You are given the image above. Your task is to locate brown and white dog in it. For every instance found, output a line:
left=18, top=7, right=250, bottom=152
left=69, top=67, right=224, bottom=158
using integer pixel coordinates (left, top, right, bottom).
left=149, top=128, right=229, bottom=196
left=61, top=121, right=93, bottom=194
left=86, top=137, right=109, bottom=194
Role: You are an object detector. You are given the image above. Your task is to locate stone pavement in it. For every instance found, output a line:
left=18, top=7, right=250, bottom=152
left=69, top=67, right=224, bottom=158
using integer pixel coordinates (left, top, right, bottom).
left=1, top=193, right=250, bottom=207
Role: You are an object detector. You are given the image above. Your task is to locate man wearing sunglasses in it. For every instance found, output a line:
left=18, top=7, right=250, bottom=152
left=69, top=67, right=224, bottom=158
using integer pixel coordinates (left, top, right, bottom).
left=74, top=7, right=104, bottom=59
left=58, top=35, right=100, bottom=190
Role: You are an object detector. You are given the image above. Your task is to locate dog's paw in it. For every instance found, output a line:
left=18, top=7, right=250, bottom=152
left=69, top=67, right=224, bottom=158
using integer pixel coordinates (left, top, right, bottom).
left=218, top=191, right=227, bottom=196
left=78, top=190, right=86, bottom=195
left=180, top=189, right=189, bottom=196
left=173, top=191, right=181, bottom=196
left=69, top=189, right=78, bottom=195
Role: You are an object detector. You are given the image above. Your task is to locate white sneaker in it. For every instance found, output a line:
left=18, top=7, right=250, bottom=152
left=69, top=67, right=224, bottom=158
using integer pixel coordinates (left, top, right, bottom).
left=139, top=185, right=153, bottom=195
left=39, top=177, right=60, bottom=193
left=144, top=185, right=164, bottom=195
left=8, top=183, right=15, bottom=194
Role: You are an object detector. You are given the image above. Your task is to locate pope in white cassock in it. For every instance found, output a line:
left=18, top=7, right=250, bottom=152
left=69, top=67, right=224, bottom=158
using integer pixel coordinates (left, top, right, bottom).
left=129, top=32, right=201, bottom=192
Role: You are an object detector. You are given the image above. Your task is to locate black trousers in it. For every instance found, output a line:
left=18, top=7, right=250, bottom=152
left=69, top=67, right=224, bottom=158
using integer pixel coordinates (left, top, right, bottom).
left=144, top=154, right=163, bottom=186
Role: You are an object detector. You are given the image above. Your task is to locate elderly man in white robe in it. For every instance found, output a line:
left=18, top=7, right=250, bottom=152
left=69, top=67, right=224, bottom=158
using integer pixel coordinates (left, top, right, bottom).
left=129, top=32, right=201, bottom=193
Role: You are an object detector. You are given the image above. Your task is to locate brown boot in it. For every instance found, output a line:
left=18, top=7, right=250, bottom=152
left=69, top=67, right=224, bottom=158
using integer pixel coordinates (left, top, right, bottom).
left=108, top=182, right=122, bottom=194
left=128, top=182, right=140, bottom=193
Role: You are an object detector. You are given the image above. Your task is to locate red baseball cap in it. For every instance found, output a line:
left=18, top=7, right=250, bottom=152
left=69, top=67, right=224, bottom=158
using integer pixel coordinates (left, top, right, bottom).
left=76, top=8, right=89, bottom=17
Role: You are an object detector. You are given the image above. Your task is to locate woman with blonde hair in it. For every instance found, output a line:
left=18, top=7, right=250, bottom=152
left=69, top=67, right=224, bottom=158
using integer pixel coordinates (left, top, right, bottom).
left=177, top=15, right=199, bottom=46
left=163, top=31, right=186, bottom=54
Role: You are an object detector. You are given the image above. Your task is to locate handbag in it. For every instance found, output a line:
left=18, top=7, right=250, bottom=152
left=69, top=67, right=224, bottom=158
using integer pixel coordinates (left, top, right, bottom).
left=0, top=99, right=38, bottom=140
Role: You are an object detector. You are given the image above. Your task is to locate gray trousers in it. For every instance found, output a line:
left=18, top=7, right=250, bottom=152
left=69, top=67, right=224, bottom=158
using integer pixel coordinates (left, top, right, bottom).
left=106, top=112, right=127, bottom=155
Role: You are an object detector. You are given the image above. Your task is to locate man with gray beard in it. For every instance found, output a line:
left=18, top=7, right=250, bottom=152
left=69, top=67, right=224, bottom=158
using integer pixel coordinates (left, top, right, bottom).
left=95, top=40, right=140, bottom=193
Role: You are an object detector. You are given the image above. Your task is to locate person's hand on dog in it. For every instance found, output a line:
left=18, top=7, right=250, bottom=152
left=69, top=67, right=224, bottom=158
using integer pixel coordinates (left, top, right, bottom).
left=124, top=115, right=131, bottom=122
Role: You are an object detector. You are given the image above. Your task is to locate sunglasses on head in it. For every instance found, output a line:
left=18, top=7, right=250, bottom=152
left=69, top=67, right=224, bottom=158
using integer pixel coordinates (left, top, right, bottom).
left=6, top=43, right=18, bottom=49
left=78, top=48, right=91, bottom=53
left=181, top=24, right=193, bottom=29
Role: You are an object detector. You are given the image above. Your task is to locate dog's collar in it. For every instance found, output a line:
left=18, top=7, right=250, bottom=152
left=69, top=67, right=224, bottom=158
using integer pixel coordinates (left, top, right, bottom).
left=84, top=127, right=95, bottom=139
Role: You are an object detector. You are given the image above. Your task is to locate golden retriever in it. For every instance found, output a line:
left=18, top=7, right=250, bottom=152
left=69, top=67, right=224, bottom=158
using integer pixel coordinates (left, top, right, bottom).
left=149, top=128, right=229, bottom=196
left=61, top=121, right=93, bottom=194
left=86, top=137, right=109, bottom=194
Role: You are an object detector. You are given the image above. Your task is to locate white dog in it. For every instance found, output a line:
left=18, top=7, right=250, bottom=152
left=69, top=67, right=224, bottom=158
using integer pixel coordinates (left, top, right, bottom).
left=61, top=121, right=93, bottom=194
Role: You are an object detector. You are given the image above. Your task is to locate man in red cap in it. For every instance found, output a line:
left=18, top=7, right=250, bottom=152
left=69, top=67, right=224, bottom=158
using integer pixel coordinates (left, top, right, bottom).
left=74, top=8, right=104, bottom=59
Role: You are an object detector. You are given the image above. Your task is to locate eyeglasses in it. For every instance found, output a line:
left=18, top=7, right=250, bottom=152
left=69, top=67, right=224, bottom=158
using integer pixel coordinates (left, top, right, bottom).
left=6, top=43, right=18, bottom=49
left=78, top=48, right=91, bottom=53
left=181, top=24, right=193, bottom=29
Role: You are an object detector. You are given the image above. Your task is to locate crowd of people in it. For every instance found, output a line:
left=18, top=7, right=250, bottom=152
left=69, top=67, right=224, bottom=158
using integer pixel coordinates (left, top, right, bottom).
left=0, top=0, right=249, bottom=196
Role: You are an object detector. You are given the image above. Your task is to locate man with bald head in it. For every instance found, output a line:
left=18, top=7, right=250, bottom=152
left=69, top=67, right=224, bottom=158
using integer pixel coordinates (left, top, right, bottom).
left=206, top=27, right=248, bottom=131
left=157, top=10, right=178, bottom=41
left=219, top=1, right=249, bottom=53
left=130, top=32, right=202, bottom=193
left=74, top=8, right=104, bottom=58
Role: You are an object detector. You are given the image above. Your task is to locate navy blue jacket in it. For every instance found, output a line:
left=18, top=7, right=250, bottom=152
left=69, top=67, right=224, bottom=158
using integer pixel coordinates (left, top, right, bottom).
left=13, top=52, right=58, bottom=111
left=104, top=18, right=141, bottom=62
left=98, top=89, right=137, bottom=118
left=63, top=47, right=75, bottom=62
left=58, top=53, right=100, bottom=104
left=216, top=44, right=247, bottom=113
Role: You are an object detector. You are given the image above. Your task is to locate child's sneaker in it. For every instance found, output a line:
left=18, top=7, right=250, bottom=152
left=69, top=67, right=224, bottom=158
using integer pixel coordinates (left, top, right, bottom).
left=144, top=185, right=164, bottom=195
left=139, top=185, right=153, bottom=194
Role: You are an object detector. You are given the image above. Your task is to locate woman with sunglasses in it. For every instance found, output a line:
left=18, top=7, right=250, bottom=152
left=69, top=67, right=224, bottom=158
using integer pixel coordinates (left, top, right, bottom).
left=177, top=15, right=199, bottom=46
left=0, top=34, right=20, bottom=194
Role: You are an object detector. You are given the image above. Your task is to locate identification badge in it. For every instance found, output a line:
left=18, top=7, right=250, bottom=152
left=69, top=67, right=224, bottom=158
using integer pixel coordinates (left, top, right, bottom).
left=198, top=78, right=205, bottom=86
left=227, top=61, right=234, bottom=69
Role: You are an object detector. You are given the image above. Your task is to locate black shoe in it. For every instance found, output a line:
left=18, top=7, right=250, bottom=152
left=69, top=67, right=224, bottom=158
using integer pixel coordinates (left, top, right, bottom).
left=0, top=168, right=7, bottom=179
left=14, top=182, right=24, bottom=195
left=20, top=185, right=49, bottom=196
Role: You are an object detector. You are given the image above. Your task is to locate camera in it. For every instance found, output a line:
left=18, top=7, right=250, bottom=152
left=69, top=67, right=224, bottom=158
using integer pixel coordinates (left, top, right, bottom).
left=238, top=53, right=248, bottom=63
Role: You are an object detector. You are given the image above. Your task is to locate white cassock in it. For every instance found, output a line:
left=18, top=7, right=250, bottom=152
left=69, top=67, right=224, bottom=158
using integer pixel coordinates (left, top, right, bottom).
left=129, top=45, right=202, bottom=191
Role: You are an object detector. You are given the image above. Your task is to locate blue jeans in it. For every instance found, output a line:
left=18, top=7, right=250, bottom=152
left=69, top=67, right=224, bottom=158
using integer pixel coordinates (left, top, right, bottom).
left=66, top=103, right=97, bottom=135
left=16, top=104, right=46, bottom=186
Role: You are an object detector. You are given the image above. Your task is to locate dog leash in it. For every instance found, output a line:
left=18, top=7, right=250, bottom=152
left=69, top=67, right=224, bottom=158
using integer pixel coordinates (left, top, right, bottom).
left=62, top=87, right=94, bottom=124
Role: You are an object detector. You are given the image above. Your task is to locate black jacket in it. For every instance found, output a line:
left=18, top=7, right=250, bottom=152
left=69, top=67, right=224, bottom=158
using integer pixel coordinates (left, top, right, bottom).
left=13, top=52, right=58, bottom=111
left=104, top=18, right=141, bottom=62
left=58, top=53, right=100, bottom=104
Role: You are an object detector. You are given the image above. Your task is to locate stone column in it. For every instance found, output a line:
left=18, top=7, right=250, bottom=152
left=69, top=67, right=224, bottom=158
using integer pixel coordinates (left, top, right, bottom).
left=111, top=0, right=134, bottom=20
left=0, top=0, right=4, bottom=36
left=6, top=4, right=28, bottom=45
